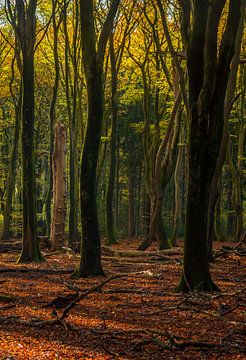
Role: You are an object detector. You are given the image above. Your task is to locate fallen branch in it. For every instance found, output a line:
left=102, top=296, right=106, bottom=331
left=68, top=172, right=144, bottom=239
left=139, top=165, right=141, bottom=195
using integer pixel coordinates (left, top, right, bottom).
left=102, top=255, right=176, bottom=264
left=0, top=315, right=59, bottom=328
left=0, top=304, right=16, bottom=311
left=0, top=268, right=73, bottom=274
left=60, top=271, right=153, bottom=320
left=0, top=294, right=15, bottom=302
left=101, top=245, right=182, bottom=258
left=214, top=240, right=246, bottom=258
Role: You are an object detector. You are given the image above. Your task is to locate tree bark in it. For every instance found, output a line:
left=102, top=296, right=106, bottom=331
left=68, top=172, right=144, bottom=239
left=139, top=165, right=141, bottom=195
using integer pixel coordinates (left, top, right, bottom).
left=207, top=1, right=245, bottom=258
left=177, top=0, right=241, bottom=292
left=106, top=34, right=118, bottom=245
left=50, top=124, right=67, bottom=250
left=45, top=0, right=61, bottom=239
left=15, top=0, right=43, bottom=262
left=77, top=0, right=120, bottom=277
left=1, top=54, right=21, bottom=241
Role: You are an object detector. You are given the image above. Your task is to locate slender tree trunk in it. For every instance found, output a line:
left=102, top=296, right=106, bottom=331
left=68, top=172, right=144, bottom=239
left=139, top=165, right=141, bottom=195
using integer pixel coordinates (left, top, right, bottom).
left=115, top=134, right=120, bottom=229
left=2, top=86, right=21, bottom=240
left=128, top=150, right=136, bottom=238
left=227, top=172, right=234, bottom=237
left=45, top=5, right=60, bottom=239
left=18, top=52, right=42, bottom=262
left=106, top=34, right=118, bottom=245
left=227, top=139, right=244, bottom=241
left=67, top=0, right=79, bottom=245
left=50, top=124, right=67, bottom=250
left=214, top=193, right=222, bottom=241
left=170, top=127, right=184, bottom=246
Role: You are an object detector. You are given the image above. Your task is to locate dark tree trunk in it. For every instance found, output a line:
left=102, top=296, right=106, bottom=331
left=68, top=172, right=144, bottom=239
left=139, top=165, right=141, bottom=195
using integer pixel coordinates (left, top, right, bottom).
left=78, top=63, right=104, bottom=276
left=128, top=150, right=136, bottom=238
left=77, top=0, right=120, bottom=277
left=18, top=51, right=42, bottom=262
left=15, top=0, right=43, bottom=262
left=177, top=0, right=241, bottom=292
left=227, top=173, right=234, bottom=236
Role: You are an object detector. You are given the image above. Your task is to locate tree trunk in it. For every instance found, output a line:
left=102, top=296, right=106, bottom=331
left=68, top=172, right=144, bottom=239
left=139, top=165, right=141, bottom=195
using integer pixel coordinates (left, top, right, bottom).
left=128, top=151, right=136, bottom=238
left=227, top=139, right=243, bottom=241
left=2, top=85, right=21, bottom=240
left=77, top=0, right=120, bottom=277
left=207, top=0, right=245, bottom=257
left=170, top=126, right=184, bottom=246
left=50, top=124, right=67, bottom=250
left=227, top=173, right=234, bottom=237
left=18, top=51, right=42, bottom=262
left=106, top=34, right=118, bottom=245
left=177, top=0, right=241, bottom=292
left=15, top=0, right=43, bottom=262
left=45, top=4, right=60, bottom=239
left=78, top=64, right=104, bottom=276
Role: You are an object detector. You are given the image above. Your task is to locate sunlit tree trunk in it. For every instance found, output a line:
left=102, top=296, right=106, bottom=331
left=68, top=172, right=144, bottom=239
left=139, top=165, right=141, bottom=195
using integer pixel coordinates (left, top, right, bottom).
left=45, top=0, right=61, bottom=239
left=51, top=124, right=67, bottom=250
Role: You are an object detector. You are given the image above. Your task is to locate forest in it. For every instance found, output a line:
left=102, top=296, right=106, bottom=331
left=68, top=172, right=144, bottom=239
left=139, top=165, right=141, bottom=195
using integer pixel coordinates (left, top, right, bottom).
left=0, top=0, right=245, bottom=359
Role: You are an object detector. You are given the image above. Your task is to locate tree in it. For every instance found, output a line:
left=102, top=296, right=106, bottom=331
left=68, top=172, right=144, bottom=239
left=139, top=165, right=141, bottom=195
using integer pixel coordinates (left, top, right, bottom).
left=106, top=1, right=136, bottom=245
left=177, top=0, right=242, bottom=292
left=7, top=0, right=43, bottom=262
left=45, top=0, right=62, bottom=240
left=1, top=42, right=21, bottom=241
left=76, top=0, right=120, bottom=277
left=50, top=123, right=67, bottom=250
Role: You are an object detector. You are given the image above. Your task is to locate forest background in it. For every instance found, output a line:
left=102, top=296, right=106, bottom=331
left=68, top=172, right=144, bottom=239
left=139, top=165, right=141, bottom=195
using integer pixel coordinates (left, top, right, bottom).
left=0, top=0, right=245, bottom=290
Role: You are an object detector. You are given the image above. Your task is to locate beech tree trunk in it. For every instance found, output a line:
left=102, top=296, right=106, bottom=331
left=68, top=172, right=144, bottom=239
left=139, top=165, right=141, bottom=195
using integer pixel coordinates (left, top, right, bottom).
left=106, top=34, right=118, bottom=245
left=45, top=0, right=61, bottom=240
left=14, top=0, right=43, bottom=263
left=77, top=0, right=120, bottom=277
left=1, top=58, right=21, bottom=241
left=128, top=147, right=136, bottom=238
left=207, top=1, right=245, bottom=258
left=50, top=124, right=67, bottom=250
left=177, top=0, right=241, bottom=292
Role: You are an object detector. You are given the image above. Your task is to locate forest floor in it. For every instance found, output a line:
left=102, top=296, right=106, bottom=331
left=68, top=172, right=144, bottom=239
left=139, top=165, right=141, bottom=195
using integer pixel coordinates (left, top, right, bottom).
left=0, top=238, right=245, bottom=360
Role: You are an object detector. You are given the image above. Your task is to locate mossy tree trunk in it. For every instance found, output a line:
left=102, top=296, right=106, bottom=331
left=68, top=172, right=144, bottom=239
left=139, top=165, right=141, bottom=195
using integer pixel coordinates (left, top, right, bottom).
left=77, top=0, right=120, bottom=277
left=177, top=0, right=242, bottom=292
left=227, top=138, right=244, bottom=242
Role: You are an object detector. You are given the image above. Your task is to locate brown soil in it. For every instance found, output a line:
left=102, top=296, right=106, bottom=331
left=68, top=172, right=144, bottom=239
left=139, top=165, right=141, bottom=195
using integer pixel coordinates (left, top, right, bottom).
left=0, top=238, right=245, bottom=359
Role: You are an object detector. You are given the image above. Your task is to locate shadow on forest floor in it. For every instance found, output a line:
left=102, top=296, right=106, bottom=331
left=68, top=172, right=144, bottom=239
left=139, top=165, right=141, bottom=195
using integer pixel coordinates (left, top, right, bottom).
left=0, top=238, right=245, bottom=359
